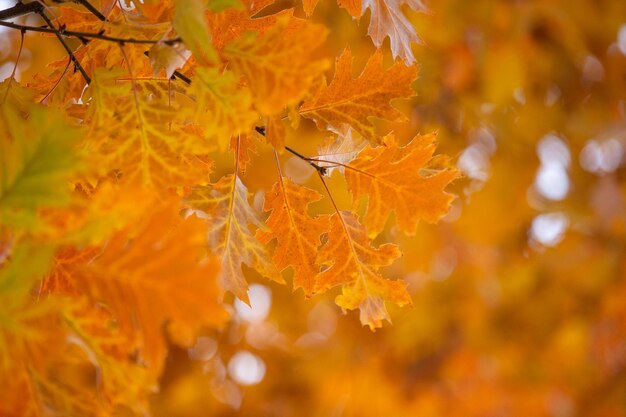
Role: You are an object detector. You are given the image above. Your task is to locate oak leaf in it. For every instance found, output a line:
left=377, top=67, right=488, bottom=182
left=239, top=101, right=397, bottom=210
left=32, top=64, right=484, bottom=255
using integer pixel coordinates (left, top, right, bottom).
left=59, top=205, right=228, bottom=373
left=363, top=0, right=428, bottom=64
left=86, top=69, right=210, bottom=188
left=314, top=212, right=410, bottom=329
left=257, top=177, right=329, bottom=296
left=300, top=48, right=417, bottom=143
left=184, top=175, right=282, bottom=302
left=345, top=133, right=459, bottom=237
left=223, top=15, right=329, bottom=115
left=190, top=68, right=258, bottom=151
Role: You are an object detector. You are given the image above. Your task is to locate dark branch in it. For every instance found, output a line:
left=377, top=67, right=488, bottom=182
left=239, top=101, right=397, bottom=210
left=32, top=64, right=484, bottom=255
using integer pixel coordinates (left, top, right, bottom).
left=0, top=19, right=182, bottom=45
left=0, top=2, right=42, bottom=21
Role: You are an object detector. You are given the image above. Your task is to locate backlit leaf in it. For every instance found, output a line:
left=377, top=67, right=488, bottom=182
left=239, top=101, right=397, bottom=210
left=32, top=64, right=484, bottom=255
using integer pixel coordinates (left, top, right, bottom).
left=223, top=15, right=329, bottom=115
left=362, top=0, right=428, bottom=64
left=184, top=175, right=282, bottom=302
left=314, top=212, right=410, bottom=330
left=257, top=177, right=329, bottom=296
left=345, top=132, right=459, bottom=237
left=300, top=48, right=417, bottom=143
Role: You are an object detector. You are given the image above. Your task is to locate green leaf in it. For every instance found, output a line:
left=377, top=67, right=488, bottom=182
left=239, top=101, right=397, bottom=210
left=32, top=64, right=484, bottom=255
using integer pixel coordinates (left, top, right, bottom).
left=207, top=0, right=243, bottom=12
left=174, top=0, right=218, bottom=66
left=0, top=106, right=81, bottom=230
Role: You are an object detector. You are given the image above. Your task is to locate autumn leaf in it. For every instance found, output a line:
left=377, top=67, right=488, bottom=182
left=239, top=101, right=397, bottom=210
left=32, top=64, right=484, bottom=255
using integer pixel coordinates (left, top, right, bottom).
left=362, top=0, right=428, bottom=64
left=148, top=41, right=191, bottom=78
left=257, top=177, right=329, bottom=296
left=184, top=174, right=282, bottom=302
left=314, top=212, right=410, bottom=330
left=300, top=48, right=417, bottom=143
left=86, top=69, right=210, bottom=188
left=0, top=106, right=81, bottom=230
left=230, top=133, right=258, bottom=174
left=345, top=133, right=459, bottom=237
left=223, top=15, right=329, bottom=115
left=190, top=67, right=258, bottom=151
left=265, top=115, right=287, bottom=150
left=316, top=126, right=366, bottom=173
left=55, top=205, right=229, bottom=373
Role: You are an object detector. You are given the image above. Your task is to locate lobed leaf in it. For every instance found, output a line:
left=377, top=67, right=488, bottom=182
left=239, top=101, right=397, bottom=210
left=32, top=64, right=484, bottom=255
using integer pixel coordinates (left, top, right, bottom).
left=300, top=48, right=417, bottom=143
left=223, top=15, right=329, bottom=115
left=345, top=132, right=459, bottom=237
left=184, top=175, right=282, bottom=302
left=257, top=177, right=329, bottom=296
left=314, top=212, right=410, bottom=330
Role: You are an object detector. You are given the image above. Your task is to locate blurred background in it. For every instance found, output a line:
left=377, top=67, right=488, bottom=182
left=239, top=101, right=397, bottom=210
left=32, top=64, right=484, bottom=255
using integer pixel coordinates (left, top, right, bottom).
left=2, top=0, right=626, bottom=415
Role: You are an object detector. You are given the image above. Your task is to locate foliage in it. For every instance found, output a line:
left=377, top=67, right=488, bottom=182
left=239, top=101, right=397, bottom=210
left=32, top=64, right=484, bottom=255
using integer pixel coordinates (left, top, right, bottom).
left=1, top=0, right=626, bottom=416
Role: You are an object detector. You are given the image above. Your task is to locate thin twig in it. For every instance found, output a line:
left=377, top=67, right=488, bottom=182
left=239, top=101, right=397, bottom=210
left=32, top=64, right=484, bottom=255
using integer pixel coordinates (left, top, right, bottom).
left=40, top=57, right=72, bottom=104
left=254, top=126, right=327, bottom=175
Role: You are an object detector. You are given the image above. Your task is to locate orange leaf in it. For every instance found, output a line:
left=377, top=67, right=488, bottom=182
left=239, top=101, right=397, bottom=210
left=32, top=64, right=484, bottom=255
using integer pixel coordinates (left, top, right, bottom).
left=223, top=15, right=329, bottom=115
left=58, top=205, right=228, bottom=373
left=300, top=48, right=417, bottom=143
left=265, top=115, right=287, bottom=150
left=314, top=212, right=410, bottom=330
left=345, top=132, right=459, bottom=237
left=230, top=133, right=258, bottom=174
left=257, top=177, right=329, bottom=296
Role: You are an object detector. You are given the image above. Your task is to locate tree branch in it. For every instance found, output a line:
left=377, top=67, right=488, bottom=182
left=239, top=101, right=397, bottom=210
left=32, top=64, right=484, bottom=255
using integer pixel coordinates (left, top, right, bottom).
left=37, top=8, right=91, bottom=84
left=0, top=19, right=182, bottom=46
left=0, top=2, right=42, bottom=21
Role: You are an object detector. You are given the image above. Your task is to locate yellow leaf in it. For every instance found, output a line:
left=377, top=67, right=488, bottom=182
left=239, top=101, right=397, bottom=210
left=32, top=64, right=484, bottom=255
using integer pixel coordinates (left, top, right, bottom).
left=191, top=67, right=258, bottom=151
left=314, top=212, right=410, bottom=330
left=257, top=177, right=329, bottom=296
left=223, top=15, right=329, bottom=115
left=265, top=115, right=286, bottom=150
left=184, top=175, right=282, bottom=302
left=300, top=48, right=417, bottom=143
left=86, top=69, right=210, bottom=188
left=345, top=132, right=459, bottom=237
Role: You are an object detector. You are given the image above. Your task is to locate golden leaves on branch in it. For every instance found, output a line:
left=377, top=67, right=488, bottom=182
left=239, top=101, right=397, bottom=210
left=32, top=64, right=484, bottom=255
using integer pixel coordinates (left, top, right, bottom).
left=346, top=133, right=459, bottom=237
left=300, top=48, right=417, bottom=143
left=85, top=69, right=210, bottom=188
